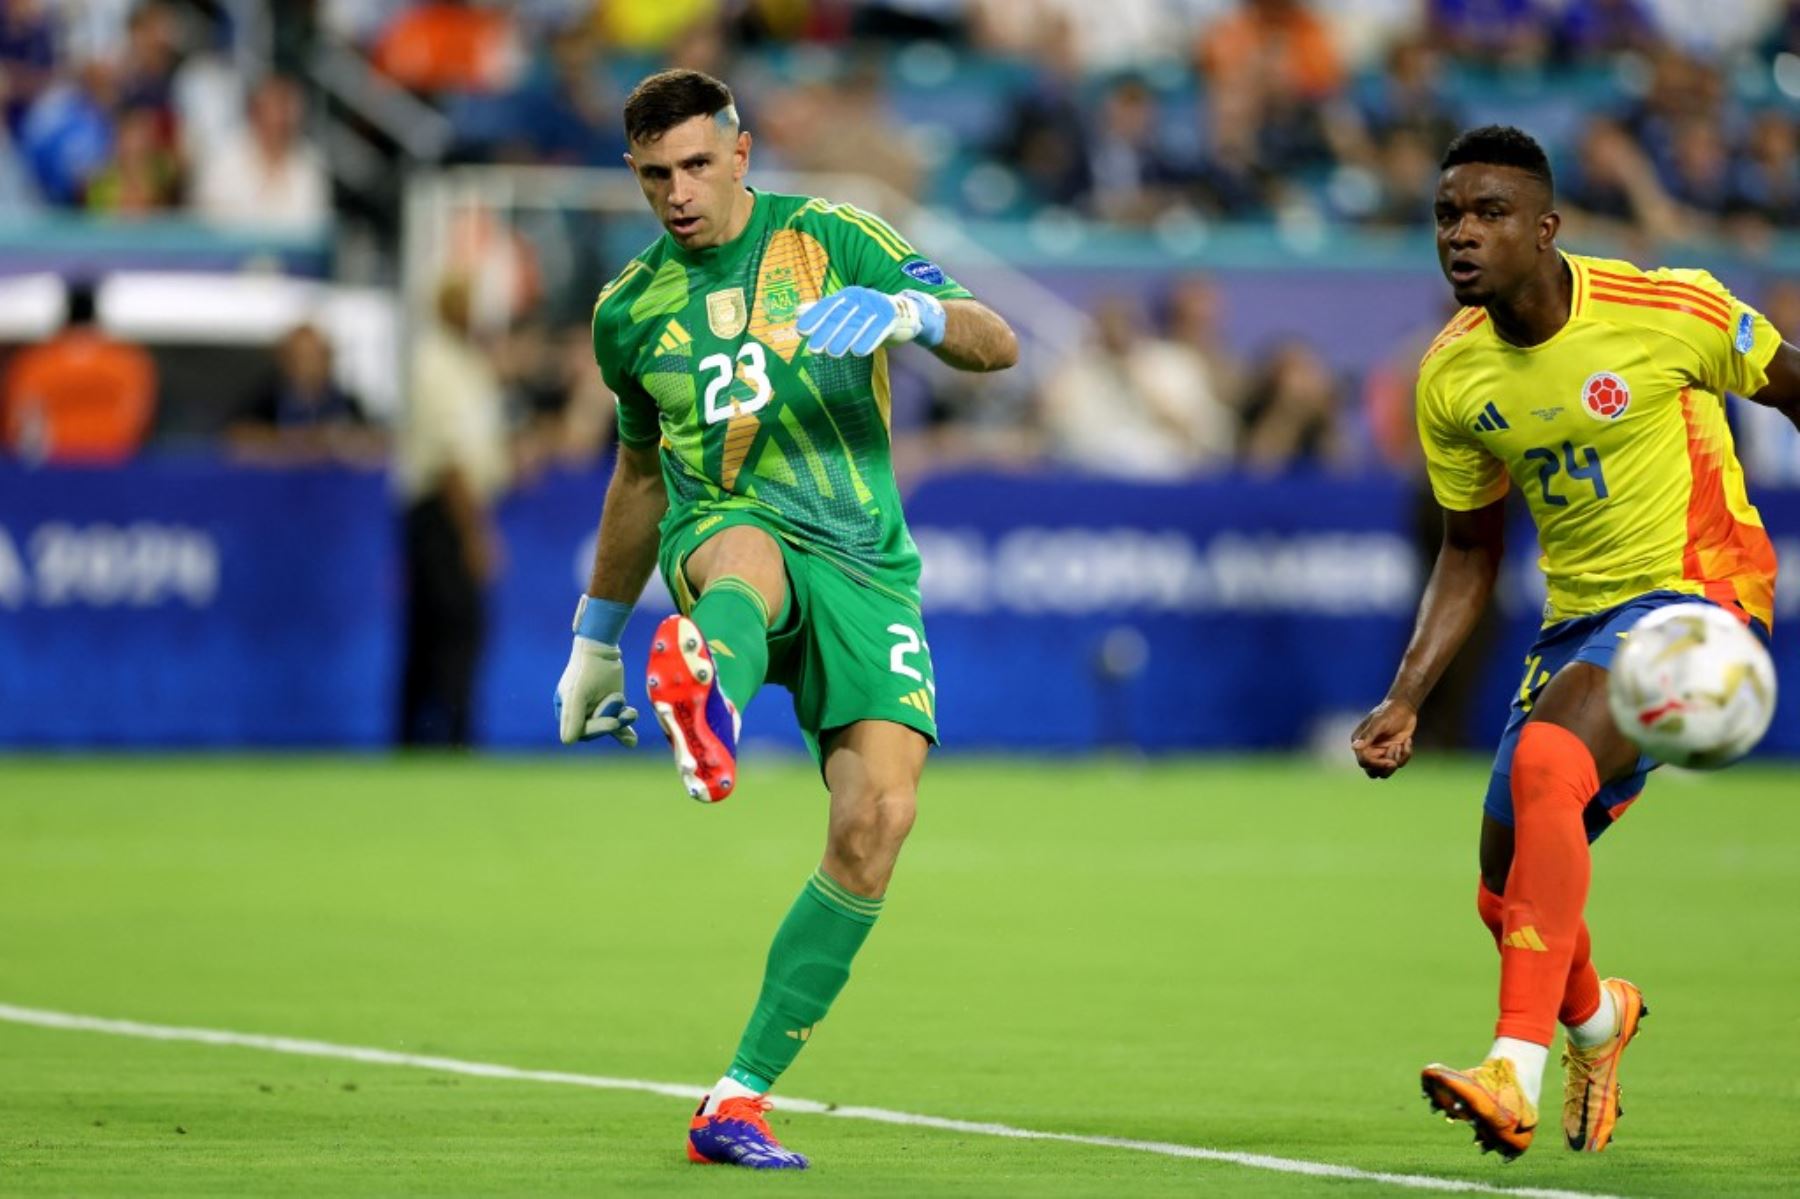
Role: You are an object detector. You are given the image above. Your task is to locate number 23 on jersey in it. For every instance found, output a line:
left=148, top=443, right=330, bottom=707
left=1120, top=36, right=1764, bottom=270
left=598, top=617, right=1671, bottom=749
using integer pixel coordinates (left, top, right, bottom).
left=700, top=344, right=772, bottom=425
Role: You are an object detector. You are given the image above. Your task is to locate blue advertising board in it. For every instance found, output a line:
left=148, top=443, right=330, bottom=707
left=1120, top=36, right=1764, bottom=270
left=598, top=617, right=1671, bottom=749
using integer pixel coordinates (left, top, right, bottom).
left=4, top=460, right=1797, bottom=756
left=480, top=469, right=1422, bottom=753
left=0, top=461, right=397, bottom=747
left=485, top=467, right=1800, bottom=756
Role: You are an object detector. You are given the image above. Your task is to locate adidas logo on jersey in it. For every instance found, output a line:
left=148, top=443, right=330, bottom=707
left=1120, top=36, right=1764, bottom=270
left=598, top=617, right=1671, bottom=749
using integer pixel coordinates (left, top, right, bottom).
left=1472, top=402, right=1510, bottom=433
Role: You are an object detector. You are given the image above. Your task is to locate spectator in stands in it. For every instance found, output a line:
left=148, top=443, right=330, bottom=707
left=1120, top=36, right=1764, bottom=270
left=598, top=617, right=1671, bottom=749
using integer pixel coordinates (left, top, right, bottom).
left=490, top=317, right=614, bottom=476
left=993, top=10, right=1091, bottom=212
left=1428, top=0, right=1549, bottom=67
left=1198, top=0, right=1344, bottom=101
left=172, top=22, right=248, bottom=162
left=891, top=355, right=1046, bottom=477
left=764, top=60, right=924, bottom=201
left=1358, top=128, right=1440, bottom=227
left=974, top=0, right=1204, bottom=75
left=1, top=279, right=156, bottom=464
left=192, top=74, right=329, bottom=230
left=593, top=0, right=727, bottom=55
left=854, top=0, right=971, bottom=43
left=1198, top=0, right=1347, bottom=179
left=1085, top=76, right=1186, bottom=225
left=59, top=0, right=141, bottom=65
left=1559, top=116, right=1686, bottom=247
left=1130, top=331, right=1238, bottom=472
left=0, top=0, right=57, bottom=135
left=1042, top=295, right=1228, bottom=479
left=1160, top=274, right=1247, bottom=415
left=85, top=103, right=179, bottom=214
left=226, top=323, right=385, bottom=467
left=1359, top=36, right=1461, bottom=153
left=500, top=26, right=622, bottom=166
left=1660, top=114, right=1734, bottom=224
left=1621, top=49, right=1724, bottom=181
left=1643, top=0, right=1773, bottom=60
left=1728, top=110, right=1800, bottom=234
left=373, top=0, right=521, bottom=94
left=1552, top=0, right=1660, bottom=61
left=397, top=274, right=512, bottom=747
left=1237, top=339, right=1349, bottom=472
left=18, top=61, right=115, bottom=205
left=0, top=122, right=38, bottom=212
left=1190, top=79, right=1278, bottom=218
left=115, top=0, right=179, bottom=138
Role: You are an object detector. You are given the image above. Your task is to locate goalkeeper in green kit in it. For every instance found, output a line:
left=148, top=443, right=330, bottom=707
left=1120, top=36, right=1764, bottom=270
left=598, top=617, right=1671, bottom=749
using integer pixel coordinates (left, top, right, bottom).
left=552, top=69, right=1018, bottom=1169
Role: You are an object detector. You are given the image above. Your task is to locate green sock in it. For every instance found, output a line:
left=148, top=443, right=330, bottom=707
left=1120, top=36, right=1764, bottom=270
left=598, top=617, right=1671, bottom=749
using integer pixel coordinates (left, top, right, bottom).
left=727, top=868, right=883, bottom=1090
left=691, top=576, right=770, bottom=711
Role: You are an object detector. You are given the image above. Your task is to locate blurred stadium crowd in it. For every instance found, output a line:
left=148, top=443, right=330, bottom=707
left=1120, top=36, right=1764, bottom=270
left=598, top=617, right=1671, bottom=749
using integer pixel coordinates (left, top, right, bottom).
left=4, top=0, right=1800, bottom=475
left=7, top=1, right=1800, bottom=233
left=3, top=1, right=1799, bottom=480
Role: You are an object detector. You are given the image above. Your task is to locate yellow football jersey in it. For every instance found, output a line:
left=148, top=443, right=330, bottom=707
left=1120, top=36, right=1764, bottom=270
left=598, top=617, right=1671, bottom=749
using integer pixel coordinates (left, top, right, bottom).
left=1417, top=252, right=1783, bottom=627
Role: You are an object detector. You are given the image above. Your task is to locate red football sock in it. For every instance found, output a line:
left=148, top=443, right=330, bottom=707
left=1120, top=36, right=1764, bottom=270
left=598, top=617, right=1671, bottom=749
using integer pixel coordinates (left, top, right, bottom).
left=1477, top=878, right=1504, bottom=941
left=1476, top=879, right=1602, bottom=1027
left=1559, top=920, right=1601, bottom=1028
left=1498, top=723, right=1598, bottom=1045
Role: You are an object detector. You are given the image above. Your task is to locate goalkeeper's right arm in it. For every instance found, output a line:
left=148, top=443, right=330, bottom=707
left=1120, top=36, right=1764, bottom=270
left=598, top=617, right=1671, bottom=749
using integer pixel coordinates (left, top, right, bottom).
left=584, top=440, right=666, bottom=607
left=555, top=441, right=668, bottom=746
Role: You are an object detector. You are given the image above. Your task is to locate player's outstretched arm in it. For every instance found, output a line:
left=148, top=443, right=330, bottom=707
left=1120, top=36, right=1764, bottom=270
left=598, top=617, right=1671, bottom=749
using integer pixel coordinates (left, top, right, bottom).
left=555, top=440, right=668, bottom=747
left=1747, top=340, right=1800, bottom=430
left=795, top=290, right=1017, bottom=372
left=1352, top=498, right=1506, bottom=778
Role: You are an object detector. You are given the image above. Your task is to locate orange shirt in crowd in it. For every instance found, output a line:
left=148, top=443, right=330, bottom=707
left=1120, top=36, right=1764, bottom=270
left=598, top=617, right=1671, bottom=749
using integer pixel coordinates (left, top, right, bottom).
left=1200, top=5, right=1345, bottom=100
left=373, top=3, right=517, bottom=92
left=2, top=331, right=158, bottom=463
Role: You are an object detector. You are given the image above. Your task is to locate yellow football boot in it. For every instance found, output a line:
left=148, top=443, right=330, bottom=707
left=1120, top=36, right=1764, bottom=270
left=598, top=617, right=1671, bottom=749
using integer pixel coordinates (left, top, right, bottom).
left=1562, top=978, right=1648, bottom=1152
left=1421, top=1056, right=1538, bottom=1160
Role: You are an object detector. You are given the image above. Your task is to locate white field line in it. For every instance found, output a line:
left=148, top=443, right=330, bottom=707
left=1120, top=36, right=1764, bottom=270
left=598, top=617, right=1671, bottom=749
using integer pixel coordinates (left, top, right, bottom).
left=0, top=1003, right=1625, bottom=1199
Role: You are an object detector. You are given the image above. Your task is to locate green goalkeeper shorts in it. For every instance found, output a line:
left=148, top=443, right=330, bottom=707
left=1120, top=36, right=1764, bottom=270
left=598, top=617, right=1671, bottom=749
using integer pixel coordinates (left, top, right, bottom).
left=661, top=513, right=938, bottom=761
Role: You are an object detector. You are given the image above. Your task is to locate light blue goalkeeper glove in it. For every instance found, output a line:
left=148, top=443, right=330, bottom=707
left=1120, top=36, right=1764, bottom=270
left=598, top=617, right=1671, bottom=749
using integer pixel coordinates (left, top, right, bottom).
left=795, top=286, right=946, bottom=357
left=554, top=596, right=639, bottom=747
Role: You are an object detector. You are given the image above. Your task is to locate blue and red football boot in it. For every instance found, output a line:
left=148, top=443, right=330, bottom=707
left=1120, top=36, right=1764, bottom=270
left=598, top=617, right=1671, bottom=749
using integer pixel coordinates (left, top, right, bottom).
left=646, top=615, right=741, bottom=802
left=686, top=1095, right=809, bottom=1169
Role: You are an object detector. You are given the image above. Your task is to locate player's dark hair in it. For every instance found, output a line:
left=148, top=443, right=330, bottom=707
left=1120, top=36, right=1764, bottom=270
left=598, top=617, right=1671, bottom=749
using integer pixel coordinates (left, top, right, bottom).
left=623, top=69, right=737, bottom=146
left=1440, top=125, right=1554, bottom=202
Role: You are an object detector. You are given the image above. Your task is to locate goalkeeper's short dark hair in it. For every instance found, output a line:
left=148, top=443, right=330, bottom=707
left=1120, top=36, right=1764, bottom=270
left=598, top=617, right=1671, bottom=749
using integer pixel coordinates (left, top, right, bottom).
left=623, top=70, right=737, bottom=146
left=1441, top=125, right=1554, bottom=203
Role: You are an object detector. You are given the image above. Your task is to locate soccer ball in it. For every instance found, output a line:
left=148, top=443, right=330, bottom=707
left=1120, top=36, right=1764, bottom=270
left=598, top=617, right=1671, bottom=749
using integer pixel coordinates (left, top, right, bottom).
left=1607, top=602, right=1777, bottom=769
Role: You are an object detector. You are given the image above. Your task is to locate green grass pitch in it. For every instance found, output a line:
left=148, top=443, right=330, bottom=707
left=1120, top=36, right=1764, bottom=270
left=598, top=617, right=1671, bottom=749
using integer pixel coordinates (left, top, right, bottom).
left=2, top=755, right=1797, bottom=1196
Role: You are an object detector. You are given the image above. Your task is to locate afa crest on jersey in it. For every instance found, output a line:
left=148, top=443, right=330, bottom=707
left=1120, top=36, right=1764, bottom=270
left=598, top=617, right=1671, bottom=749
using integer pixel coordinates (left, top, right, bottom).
left=1581, top=371, right=1631, bottom=420
left=762, top=267, right=801, bottom=324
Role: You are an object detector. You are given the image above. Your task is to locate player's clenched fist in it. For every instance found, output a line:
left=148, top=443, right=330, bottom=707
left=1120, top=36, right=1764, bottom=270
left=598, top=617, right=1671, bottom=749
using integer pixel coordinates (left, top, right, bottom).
left=554, top=596, right=640, bottom=747
left=795, top=286, right=945, bottom=358
left=1351, top=698, right=1417, bottom=779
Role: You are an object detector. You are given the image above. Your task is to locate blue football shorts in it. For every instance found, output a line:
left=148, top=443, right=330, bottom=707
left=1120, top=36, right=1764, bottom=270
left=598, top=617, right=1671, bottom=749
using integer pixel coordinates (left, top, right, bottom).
left=1482, top=589, right=1772, bottom=842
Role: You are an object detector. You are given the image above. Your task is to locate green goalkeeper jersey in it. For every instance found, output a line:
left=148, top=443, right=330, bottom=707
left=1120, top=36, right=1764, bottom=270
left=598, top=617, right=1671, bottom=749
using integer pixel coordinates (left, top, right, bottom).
left=592, top=189, right=971, bottom=598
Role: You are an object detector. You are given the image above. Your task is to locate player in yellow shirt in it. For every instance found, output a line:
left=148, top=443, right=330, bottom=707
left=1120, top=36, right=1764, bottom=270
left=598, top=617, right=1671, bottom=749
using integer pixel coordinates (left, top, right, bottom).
left=1351, top=126, right=1800, bottom=1160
